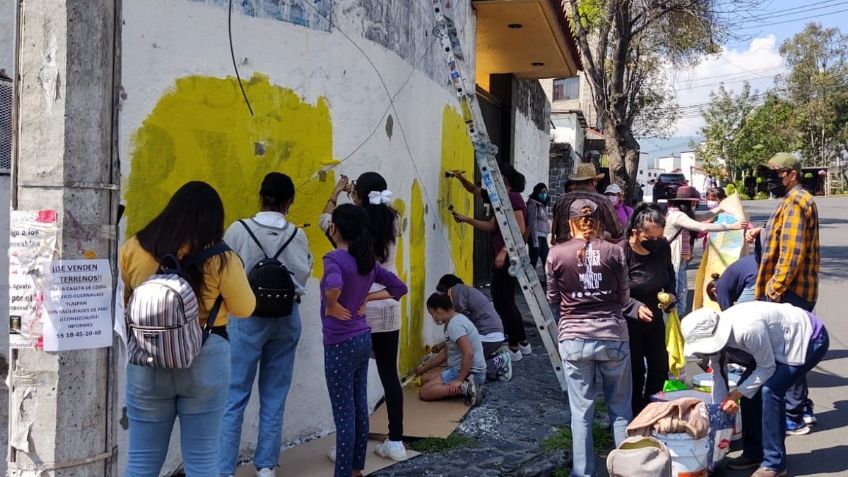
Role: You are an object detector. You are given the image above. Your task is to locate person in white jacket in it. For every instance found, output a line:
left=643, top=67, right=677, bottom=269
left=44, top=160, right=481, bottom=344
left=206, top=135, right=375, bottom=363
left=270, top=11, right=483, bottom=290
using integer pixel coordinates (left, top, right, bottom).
left=663, top=186, right=745, bottom=317
left=682, top=302, right=830, bottom=477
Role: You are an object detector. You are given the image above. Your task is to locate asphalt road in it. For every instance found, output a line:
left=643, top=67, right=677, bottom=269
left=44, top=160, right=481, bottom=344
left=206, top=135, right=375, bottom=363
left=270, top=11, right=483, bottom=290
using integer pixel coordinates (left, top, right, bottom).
left=718, top=197, right=848, bottom=477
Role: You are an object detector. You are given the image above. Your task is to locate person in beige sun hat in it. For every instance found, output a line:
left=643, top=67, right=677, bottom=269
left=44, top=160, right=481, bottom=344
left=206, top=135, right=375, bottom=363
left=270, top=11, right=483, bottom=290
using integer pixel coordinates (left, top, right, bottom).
left=569, top=162, right=606, bottom=182
left=552, top=162, right=623, bottom=244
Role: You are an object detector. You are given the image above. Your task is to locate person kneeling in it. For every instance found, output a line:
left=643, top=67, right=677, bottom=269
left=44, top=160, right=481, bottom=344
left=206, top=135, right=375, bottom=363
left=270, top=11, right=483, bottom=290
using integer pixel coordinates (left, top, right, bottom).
left=415, top=293, right=486, bottom=406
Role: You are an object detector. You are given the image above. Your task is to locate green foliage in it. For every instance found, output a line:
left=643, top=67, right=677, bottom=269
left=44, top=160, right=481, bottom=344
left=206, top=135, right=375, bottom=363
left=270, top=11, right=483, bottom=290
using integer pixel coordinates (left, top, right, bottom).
left=408, top=434, right=477, bottom=453
left=696, top=83, right=759, bottom=181
left=593, top=423, right=614, bottom=454
left=755, top=191, right=770, bottom=200
left=740, top=193, right=752, bottom=200
left=542, top=428, right=573, bottom=453
left=553, top=468, right=570, bottom=477
left=724, top=184, right=736, bottom=195
left=804, top=172, right=814, bottom=179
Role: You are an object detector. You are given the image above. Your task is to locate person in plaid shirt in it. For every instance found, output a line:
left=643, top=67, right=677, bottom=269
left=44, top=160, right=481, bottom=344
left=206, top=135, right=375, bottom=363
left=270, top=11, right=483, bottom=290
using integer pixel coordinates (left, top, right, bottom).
left=746, top=152, right=820, bottom=439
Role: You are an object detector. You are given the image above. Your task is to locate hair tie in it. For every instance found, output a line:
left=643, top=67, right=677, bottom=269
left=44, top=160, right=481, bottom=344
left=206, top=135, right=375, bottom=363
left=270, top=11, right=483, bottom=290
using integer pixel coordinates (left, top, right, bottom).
left=368, top=190, right=393, bottom=205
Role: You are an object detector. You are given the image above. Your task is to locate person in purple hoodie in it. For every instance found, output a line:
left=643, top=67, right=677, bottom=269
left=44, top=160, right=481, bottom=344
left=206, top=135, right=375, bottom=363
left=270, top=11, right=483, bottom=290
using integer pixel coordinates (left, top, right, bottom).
left=321, top=204, right=408, bottom=477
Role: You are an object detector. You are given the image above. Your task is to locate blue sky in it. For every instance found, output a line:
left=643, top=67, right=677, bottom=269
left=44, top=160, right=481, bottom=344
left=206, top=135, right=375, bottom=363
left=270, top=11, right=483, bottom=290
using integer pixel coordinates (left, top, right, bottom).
left=662, top=0, right=848, bottom=140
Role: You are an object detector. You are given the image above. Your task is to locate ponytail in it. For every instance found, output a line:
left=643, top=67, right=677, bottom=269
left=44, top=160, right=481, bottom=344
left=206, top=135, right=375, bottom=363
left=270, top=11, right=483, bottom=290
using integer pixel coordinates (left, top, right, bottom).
left=349, top=224, right=377, bottom=275
left=331, top=204, right=377, bottom=275
left=706, top=272, right=720, bottom=302
left=570, top=214, right=599, bottom=263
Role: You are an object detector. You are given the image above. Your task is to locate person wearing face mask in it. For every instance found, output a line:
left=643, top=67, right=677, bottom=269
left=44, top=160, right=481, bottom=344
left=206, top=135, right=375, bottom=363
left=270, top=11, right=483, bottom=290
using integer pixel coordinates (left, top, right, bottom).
left=745, top=152, right=820, bottom=434
left=526, top=183, right=552, bottom=268
left=621, top=204, right=677, bottom=416
left=604, top=183, right=633, bottom=228
left=697, top=187, right=730, bottom=250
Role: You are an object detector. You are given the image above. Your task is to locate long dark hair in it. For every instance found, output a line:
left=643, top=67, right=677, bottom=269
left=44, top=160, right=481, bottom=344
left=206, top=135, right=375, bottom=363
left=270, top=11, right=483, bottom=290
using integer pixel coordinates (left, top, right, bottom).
left=136, top=181, right=227, bottom=294
left=627, top=203, right=666, bottom=238
left=354, top=172, right=399, bottom=264
left=436, top=273, right=464, bottom=293
left=530, top=182, right=549, bottom=205
left=332, top=204, right=377, bottom=275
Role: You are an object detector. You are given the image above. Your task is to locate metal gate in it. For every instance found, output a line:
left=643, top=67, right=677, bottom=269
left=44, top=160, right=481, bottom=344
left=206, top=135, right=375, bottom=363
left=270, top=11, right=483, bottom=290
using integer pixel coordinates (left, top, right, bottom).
left=0, top=78, right=12, bottom=174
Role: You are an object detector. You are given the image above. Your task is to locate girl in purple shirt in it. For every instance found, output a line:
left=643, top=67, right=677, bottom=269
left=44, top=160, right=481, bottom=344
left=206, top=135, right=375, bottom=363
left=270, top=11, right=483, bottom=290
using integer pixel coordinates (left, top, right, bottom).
left=321, top=204, right=408, bottom=477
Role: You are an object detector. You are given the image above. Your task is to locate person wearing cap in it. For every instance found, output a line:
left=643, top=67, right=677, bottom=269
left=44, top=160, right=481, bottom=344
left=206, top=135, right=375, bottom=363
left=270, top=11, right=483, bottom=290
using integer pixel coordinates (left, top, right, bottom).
left=682, top=302, right=829, bottom=477
left=219, top=172, right=314, bottom=477
left=745, top=152, right=821, bottom=434
left=664, top=185, right=745, bottom=317
left=604, top=183, right=633, bottom=228
left=551, top=163, right=624, bottom=245
left=545, top=197, right=633, bottom=477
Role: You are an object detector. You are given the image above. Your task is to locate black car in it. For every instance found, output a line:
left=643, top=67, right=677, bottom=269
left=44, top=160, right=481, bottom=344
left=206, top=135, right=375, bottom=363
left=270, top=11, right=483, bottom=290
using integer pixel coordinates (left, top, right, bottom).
left=652, top=173, right=687, bottom=202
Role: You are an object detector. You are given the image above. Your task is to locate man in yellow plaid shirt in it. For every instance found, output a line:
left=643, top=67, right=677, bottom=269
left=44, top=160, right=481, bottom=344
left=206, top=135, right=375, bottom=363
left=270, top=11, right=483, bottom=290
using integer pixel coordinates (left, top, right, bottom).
left=745, top=152, right=820, bottom=443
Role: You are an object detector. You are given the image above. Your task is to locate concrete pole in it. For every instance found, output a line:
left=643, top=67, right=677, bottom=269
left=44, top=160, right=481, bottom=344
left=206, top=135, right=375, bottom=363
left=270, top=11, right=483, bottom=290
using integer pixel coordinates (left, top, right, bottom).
left=8, top=1, right=119, bottom=476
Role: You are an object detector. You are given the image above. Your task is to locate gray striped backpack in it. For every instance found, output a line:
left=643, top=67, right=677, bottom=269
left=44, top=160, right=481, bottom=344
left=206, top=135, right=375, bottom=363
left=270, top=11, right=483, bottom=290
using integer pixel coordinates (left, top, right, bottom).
left=126, top=244, right=229, bottom=368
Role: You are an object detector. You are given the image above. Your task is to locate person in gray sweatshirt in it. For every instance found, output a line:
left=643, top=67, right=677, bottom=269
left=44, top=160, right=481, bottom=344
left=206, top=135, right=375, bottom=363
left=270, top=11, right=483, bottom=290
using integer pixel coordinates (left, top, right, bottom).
left=218, top=172, right=313, bottom=477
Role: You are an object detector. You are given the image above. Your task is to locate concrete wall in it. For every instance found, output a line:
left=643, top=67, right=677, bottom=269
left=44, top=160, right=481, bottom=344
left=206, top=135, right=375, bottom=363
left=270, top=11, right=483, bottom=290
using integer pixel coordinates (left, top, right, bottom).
left=0, top=1, right=13, bottom=471
left=0, top=0, right=13, bottom=76
left=551, top=112, right=584, bottom=155
left=511, top=79, right=551, bottom=194
left=118, top=0, right=480, bottom=473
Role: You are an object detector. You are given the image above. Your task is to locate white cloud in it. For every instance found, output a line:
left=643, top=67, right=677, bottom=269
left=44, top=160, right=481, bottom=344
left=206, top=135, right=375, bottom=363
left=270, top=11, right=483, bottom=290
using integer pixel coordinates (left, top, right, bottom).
left=665, top=34, right=785, bottom=137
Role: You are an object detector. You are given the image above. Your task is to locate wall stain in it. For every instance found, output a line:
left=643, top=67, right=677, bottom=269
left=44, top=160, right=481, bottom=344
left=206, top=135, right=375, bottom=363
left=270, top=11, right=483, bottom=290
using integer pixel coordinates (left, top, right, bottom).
left=438, top=106, right=475, bottom=284
left=124, top=73, right=337, bottom=277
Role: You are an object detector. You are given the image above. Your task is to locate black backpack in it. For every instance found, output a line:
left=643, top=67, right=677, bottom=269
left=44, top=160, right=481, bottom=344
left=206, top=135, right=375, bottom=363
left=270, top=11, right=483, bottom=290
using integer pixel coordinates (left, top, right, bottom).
left=239, top=220, right=299, bottom=318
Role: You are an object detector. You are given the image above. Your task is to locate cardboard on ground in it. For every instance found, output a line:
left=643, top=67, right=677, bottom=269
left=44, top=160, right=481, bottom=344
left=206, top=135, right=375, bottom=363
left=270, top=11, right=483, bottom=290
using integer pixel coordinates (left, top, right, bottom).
left=235, top=434, right=420, bottom=477
left=369, top=385, right=470, bottom=439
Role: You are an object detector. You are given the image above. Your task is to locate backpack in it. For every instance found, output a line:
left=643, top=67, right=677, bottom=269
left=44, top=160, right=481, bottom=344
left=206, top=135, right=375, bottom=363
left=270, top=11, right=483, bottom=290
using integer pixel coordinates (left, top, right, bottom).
left=239, top=220, right=299, bottom=318
left=607, top=436, right=672, bottom=477
left=126, top=244, right=229, bottom=369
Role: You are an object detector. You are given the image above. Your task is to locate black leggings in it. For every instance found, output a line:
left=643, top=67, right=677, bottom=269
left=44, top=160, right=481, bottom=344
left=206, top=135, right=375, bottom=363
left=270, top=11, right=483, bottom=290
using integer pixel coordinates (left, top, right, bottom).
left=491, top=265, right=527, bottom=348
left=372, top=330, right=403, bottom=441
left=627, top=307, right=669, bottom=417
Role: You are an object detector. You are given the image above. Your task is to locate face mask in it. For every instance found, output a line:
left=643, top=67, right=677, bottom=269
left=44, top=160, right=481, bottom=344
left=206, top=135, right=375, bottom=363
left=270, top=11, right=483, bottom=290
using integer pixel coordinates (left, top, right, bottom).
left=641, top=238, right=662, bottom=253
left=607, top=195, right=620, bottom=206
left=538, top=192, right=548, bottom=202
left=707, top=200, right=718, bottom=209
left=767, top=174, right=788, bottom=198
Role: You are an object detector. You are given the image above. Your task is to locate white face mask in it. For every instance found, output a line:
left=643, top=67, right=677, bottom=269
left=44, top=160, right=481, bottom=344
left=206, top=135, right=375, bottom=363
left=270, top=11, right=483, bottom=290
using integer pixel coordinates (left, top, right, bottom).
left=707, top=200, right=719, bottom=209
left=607, top=195, right=620, bottom=206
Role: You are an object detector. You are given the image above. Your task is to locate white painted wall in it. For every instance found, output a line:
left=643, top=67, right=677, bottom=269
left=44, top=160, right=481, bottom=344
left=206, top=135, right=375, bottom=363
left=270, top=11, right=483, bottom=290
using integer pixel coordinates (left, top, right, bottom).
left=119, top=0, right=477, bottom=474
left=551, top=113, right=584, bottom=155
left=513, top=107, right=551, bottom=193
left=657, top=155, right=682, bottom=172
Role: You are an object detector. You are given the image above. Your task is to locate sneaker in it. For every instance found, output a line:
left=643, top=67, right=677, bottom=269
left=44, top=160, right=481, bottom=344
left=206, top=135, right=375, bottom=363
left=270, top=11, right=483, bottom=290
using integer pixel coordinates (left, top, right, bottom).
left=785, top=419, right=811, bottom=436
left=257, top=469, right=275, bottom=477
left=751, top=467, right=788, bottom=477
left=327, top=445, right=336, bottom=462
left=727, top=455, right=761, bottom=470
left=375, top=439, right=409, bottom=462
left=496, top=349, right=513, bottom=382
left=509, top=347, right=523, bottom=362
left=460, top=376, right=481, bottom=406
left=803, top=403, right=817, bottom=425
left=519, top=342, right=532, bottom=355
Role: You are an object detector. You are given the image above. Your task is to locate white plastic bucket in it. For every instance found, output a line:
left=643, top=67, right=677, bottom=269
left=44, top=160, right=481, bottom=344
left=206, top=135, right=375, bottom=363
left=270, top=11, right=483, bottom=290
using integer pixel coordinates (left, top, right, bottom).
left=690, top=373, right=744, bottom=441
left=653, top=433, right=710, bottom=477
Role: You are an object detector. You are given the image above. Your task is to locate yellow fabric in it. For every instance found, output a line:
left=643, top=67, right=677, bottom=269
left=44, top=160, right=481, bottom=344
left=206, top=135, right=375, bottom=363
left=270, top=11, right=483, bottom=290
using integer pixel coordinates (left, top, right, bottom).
left=119, top=236, right=256, bottom=326
left=659, top=292, right=686, bottom=377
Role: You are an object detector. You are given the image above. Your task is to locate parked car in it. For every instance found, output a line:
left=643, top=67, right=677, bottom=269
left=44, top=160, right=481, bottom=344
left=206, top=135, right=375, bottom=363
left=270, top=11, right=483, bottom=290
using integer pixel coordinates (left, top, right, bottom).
left=652, top=173, right=687, bottom=202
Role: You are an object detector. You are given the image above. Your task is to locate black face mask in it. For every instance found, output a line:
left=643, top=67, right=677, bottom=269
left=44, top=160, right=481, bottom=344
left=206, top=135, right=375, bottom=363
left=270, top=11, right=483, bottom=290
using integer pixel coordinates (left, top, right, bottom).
left=767, top=175, right=788, bottom=198
left=641, top=238, right=663, bottom=254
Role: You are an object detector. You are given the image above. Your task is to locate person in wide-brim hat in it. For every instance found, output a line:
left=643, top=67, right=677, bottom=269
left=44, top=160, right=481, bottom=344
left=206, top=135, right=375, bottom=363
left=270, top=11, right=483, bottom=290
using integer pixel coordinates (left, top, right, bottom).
left=668, top=185, right=701, bottom=202
left=569, top=162, right=606, bottom=182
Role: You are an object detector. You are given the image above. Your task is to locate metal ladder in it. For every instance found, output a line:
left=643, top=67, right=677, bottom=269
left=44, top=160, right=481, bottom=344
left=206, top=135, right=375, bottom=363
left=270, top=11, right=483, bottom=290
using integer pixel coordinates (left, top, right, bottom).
left=431, top=0, right=566, bottom=392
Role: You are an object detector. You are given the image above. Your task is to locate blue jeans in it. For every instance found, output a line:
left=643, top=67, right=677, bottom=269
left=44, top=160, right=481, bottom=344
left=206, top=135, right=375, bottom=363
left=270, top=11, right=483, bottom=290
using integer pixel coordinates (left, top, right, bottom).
left=740, top=328, right=829, bottom=471
left=441, top=366, right=485, bottom=388
left=560, top=339, right=633, bottom=477
left=325, top=332, right=372, bottom=477
left=218, top=308, right=302, bottom=475
left=736, top=285, right=755, bottom=304
left=676, top=261, right=689, bottom=317
left=125, top=333, right=231, bottom=477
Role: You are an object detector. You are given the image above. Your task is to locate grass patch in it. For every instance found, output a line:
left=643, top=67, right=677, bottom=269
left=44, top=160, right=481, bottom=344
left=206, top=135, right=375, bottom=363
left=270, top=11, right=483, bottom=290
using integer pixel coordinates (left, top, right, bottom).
left=408, top=434, right=477, bottom=453
left=552, top=468, right=570, bottom=477
left=593, top=422, right=613, bottom=454
left=541, top=427, right=573, bottom=453
left=595, top=398, right=608, bottom=417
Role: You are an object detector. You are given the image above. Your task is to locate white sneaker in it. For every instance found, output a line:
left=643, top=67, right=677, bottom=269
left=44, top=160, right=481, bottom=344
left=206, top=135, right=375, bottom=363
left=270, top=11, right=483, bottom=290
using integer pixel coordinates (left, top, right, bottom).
left=257, top=468, right=275, bottom=477
left=327, top=445, right=336, bottom=462
left=375, top=439, right=409, bottom=462
left=519, top=342, right=532, bottom=355
left=509, top=347, right=523, bottom=362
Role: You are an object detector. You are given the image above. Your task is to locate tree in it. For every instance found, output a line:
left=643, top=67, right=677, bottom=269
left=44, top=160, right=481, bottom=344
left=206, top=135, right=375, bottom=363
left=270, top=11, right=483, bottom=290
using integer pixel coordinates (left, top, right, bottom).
left=732, top=95, right=801, bottom=174
left=696, top=82, right=758, bottom=181
left=564, top=0, right=761, bottom=199
left=779, top=23, right=848, bottom=166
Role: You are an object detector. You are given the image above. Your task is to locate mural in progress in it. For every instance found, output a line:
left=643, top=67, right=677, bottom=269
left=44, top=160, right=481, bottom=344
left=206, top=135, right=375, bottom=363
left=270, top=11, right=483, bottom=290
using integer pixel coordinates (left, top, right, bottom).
left=438, top=106, right=475, bottom=284
left=193, top=0, right=333, bottom=32
left=398, top=180, right=426, bottom=376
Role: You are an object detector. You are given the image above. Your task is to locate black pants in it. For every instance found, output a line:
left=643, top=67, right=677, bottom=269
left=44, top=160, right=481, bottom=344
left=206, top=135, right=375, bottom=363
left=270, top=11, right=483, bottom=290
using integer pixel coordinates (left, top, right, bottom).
left=372, top=330, right=403, bottom=441
left=528, top=236, right=550, bottom=268
left=627, top=308, right=669, bottom=417
left=491, top=265, right=527, bottom=348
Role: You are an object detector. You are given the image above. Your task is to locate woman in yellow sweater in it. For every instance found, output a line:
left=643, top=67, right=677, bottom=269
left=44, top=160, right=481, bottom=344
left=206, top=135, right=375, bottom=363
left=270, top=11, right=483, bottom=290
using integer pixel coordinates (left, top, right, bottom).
left=119, top=181, right=255, bottom=476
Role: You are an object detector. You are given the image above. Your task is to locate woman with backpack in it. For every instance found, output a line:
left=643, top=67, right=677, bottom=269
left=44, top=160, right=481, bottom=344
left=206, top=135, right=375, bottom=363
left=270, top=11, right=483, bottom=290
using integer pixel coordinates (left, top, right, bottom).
left=119, top=181, right=255, bottom=476
left=218, top=173, right=314, bottom=477
left=321, top=172, right=408, bottom=461
left=322, top=204, right=408, bottom=477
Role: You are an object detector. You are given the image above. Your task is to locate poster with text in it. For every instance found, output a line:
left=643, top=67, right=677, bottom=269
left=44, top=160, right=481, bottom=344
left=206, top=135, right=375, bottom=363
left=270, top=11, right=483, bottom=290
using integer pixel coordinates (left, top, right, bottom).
left=8, top=210, right=59, bottom=349
left=42, top=259, right=114, bottom=351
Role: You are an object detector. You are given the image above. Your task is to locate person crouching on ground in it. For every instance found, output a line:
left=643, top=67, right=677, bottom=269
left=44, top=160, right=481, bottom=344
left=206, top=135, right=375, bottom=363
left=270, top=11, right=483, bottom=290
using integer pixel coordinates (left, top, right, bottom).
left=545, top=198, right=632, bottom=477
left=415, top=292, right=486, bottom=406
left=682, top=302, right=829, bottom=477
left=321, top=204, right=408, bottom=477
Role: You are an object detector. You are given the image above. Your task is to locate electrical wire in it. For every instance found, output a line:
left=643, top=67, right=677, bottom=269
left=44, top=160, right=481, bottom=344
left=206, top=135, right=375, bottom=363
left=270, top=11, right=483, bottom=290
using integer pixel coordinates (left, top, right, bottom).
left=736, top=7, right=848, bottom=30
left=228, top=0, right=254, bottom=116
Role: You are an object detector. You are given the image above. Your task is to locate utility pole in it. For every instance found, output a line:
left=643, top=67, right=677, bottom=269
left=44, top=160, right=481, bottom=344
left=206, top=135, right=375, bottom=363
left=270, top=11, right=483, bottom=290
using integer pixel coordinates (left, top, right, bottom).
left=8, top=2, right=119, bottom=476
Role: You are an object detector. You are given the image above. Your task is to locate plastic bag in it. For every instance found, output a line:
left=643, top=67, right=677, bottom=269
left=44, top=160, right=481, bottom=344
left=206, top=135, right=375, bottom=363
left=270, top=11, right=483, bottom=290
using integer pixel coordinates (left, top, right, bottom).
left=659, top=292, right=686, bottom=377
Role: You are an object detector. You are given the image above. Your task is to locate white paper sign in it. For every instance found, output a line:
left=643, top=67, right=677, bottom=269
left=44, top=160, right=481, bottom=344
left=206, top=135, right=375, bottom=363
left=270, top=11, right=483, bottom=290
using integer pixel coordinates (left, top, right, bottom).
left=42, top=259, right=114, bottom=351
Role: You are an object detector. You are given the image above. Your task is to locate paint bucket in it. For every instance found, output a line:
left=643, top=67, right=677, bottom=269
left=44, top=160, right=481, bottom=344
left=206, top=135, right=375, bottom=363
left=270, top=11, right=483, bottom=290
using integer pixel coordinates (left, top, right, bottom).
left=691, top=373, right=743, bottom=441
left=653, top=433, right=710, bottom=477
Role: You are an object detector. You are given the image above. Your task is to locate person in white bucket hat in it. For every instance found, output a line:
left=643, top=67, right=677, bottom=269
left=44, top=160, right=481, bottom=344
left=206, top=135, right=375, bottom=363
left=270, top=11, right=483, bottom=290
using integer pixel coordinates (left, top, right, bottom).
left=604, top=183, right=633, bottom=228
left=681, top=302, right=829, bottom=477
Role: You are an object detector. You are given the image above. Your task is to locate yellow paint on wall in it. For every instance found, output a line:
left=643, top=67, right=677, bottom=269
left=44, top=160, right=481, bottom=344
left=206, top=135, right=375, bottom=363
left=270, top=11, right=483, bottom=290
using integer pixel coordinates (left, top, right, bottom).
left=123, top=74, right=336, bottom=277
left=399, top=182, right=426, bottom=377
left=438, top=106, right=475, bottom=284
